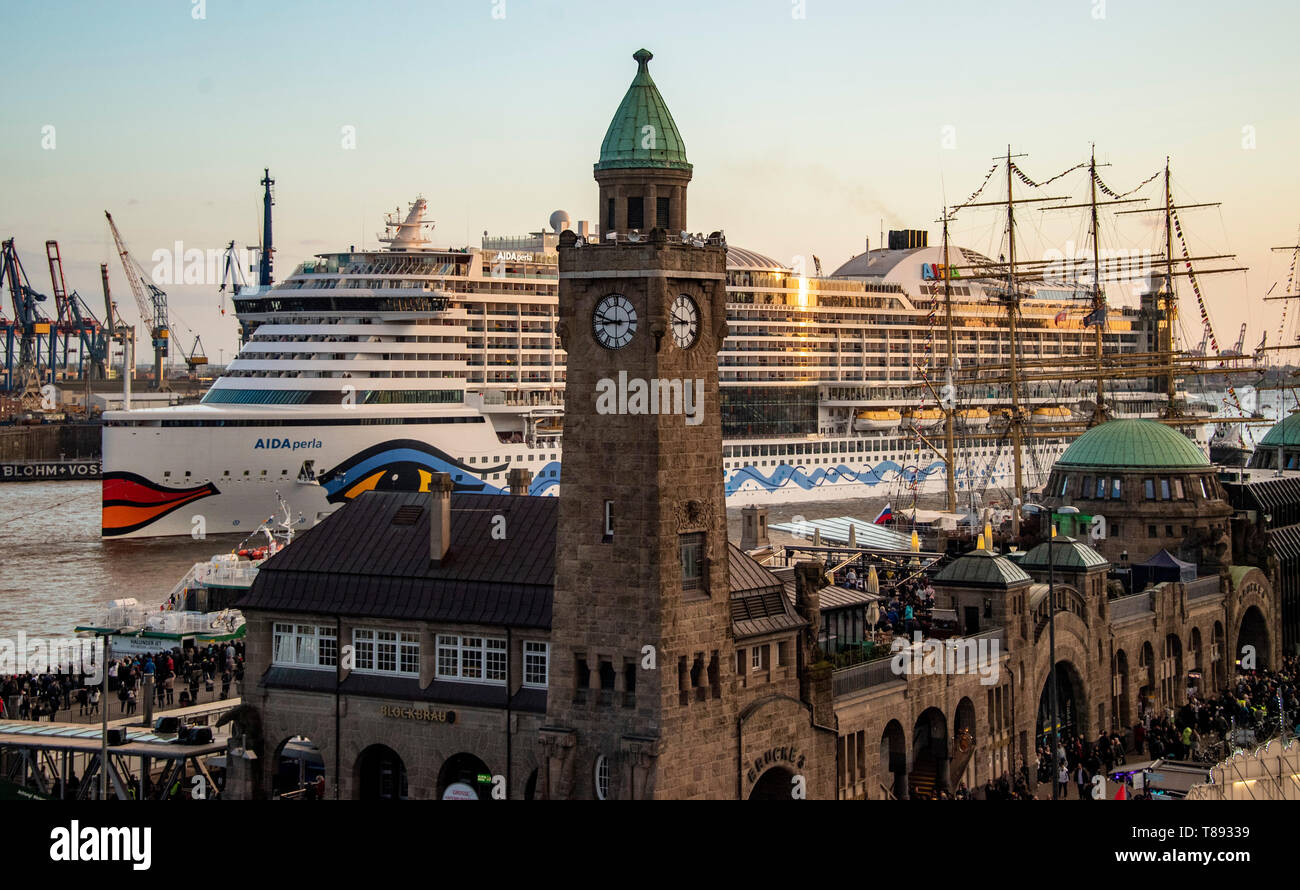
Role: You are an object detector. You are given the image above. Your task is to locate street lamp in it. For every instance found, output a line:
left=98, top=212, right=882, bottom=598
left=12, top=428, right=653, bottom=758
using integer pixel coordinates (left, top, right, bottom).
left=96, top=626, right=140, bottom=801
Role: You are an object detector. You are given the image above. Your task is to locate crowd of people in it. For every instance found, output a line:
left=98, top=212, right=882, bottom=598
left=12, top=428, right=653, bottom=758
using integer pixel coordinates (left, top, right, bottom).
left=834, top=567, right=942, bottom=638
left=0, top=640, right=246, bottom=723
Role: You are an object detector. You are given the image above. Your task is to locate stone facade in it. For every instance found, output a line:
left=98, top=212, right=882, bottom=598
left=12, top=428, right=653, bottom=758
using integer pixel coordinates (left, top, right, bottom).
left=830, top=545, right=1280, bottom=799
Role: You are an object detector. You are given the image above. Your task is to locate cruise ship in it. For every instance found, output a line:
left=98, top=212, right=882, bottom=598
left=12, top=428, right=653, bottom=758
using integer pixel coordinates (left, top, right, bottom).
left=101, top=198, right=1191, bottom=538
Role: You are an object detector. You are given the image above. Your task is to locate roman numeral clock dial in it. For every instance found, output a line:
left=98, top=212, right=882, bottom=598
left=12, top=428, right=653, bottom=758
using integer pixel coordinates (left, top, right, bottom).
left=670, top=294, right=700, bottom=349
left=593, top=294, right=637, bottom=349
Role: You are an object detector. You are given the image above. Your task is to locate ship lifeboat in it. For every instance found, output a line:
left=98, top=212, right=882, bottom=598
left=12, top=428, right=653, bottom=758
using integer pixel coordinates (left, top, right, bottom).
left=1031, top=405, right=1074, bottom=425
left=852, top=409, right=901, bottom=432
left=955, top=408, right=990, bottom=429
left=535, top=418, right=563, bottom=435
left=901, top=407, right=945, bottom=430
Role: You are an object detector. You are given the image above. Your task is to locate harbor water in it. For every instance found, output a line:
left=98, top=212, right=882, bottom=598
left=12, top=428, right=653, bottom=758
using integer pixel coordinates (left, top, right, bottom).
left=0, top=481, right=249, bottom=636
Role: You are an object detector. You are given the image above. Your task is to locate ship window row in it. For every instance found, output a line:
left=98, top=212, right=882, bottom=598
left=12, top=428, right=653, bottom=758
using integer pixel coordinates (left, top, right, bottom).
left=202, top=388, right=463, bottom=405
left=107, top=416, right=486, bottom=428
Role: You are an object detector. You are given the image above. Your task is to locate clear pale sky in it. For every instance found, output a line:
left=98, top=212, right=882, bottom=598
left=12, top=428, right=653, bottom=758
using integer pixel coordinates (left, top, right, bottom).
left=2, top=0, right=1297, bottom=363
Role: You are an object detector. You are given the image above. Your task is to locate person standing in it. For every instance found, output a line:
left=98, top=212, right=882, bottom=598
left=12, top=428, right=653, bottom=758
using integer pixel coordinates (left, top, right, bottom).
left=1075, top=764, right=1090, bottom=800
left=1057, top=763, right=1069, bottom=798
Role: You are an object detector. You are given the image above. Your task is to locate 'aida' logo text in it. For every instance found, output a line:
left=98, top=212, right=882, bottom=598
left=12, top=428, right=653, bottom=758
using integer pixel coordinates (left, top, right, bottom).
left=254, top=437, right=322, bottom=451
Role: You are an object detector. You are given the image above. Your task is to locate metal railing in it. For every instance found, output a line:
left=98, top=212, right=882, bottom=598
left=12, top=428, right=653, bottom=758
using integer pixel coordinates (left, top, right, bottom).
left=1110, top=592, right=1154, bottom=621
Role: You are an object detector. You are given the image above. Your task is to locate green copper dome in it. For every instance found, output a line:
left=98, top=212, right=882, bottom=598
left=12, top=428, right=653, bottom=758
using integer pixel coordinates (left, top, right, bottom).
left=1020, top=536, right=1109, bottom=571
left=933, top=549, right=1032, bottom=589
left=1259, top=412, right=1300, bottom=447
left=595, top=49, right=692, bottom=173
left=1056, top=419, right=1208, bottom=469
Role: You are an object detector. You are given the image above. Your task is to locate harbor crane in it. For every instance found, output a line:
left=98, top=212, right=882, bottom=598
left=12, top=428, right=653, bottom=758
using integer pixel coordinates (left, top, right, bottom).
left=180, top=334, right=208, bottom=372
left=1232, top=323, right=1247, bottom=356
left=100, top=263, right=136, bottom=404
left=45, top=240, right=109, bottom=381
left=1, top=238, right=52, bottom=405
left=105, top=211, right=170, bottom=392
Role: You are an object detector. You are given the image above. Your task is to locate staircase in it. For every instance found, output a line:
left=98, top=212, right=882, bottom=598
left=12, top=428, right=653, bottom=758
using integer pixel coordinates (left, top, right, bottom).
left=909, top=755, right=937, bottom=799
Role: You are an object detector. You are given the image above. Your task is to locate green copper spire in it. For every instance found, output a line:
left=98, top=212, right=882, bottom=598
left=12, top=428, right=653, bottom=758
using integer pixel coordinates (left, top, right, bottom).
left=595, top=49, right=692, bottom=173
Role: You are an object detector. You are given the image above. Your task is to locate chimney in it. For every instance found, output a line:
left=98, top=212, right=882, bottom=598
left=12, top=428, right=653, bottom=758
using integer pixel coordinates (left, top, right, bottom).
left=740, top=505, right=769, bottom=551
left=508, top=467, right=533, bottom=496
left=429, top=472, right=453, bottom=566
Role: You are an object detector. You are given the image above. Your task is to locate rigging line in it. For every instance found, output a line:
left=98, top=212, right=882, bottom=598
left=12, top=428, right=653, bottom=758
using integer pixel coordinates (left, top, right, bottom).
left=0, top=493, right=89, bottom=528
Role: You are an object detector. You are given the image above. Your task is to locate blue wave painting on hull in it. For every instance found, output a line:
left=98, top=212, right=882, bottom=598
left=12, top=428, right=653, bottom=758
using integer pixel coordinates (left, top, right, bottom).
left=319, top=439, right=564, bottom=502
left=723, top=461, right=950, bottom=496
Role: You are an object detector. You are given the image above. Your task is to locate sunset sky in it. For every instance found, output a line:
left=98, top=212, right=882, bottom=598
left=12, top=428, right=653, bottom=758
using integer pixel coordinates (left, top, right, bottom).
left=2, top=0, right=1297, bottom=363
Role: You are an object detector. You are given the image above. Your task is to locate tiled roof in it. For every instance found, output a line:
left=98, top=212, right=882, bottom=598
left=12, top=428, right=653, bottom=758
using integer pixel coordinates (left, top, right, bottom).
left=237, top=490, right=555, bottom=629
left=1056, top=419, right=1208, bottom=469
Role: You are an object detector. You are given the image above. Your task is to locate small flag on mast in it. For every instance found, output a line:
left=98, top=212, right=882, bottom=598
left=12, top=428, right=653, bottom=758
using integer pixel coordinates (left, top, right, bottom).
left=873, top=503, right=893, bottom=525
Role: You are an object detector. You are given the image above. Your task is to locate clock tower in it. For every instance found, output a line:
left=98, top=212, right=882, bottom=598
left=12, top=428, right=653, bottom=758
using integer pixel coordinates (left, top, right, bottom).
left=539, top=49, right=835, bottom=800
left=539, top=48, right=732, bottom=799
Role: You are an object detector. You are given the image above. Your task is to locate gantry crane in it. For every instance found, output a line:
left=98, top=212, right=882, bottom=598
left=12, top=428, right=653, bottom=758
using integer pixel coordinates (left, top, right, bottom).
left=100, top=262, right=136, bottom=393
left=45, top=240, right=109, bottom=381
left=1, top=238, right=53, bottom=405
left=105, top=211, right=170, bottom=391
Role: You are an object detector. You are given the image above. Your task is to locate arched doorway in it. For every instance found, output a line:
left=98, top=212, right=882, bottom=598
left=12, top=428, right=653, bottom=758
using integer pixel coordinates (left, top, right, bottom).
left=437, top=752, right=492, bottom=800
left=1037, top=661, right=1086, bottom=746
left=748, top=766, right=796, bottom=800
left=879, top=719, right=907, bottom=800
left=1236, top=606, right=1270, bottom=671
left=356, top=744, right=408, bottom=800
left=271, top=736, right=326, bottom=799
left=1113, top=650, right=1131, bottom=730
left=910, top=708, right=949, bottom=799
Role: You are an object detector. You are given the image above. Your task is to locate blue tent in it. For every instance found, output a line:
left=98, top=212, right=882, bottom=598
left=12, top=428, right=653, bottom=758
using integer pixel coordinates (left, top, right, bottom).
left=1132, top=549, right=1197, bottom=590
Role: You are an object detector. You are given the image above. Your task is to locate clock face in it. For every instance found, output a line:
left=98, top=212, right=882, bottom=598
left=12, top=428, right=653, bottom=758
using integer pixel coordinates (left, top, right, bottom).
left=592, top=294, right=637, bottom=349
left=670, top=294, right=700, bottom=349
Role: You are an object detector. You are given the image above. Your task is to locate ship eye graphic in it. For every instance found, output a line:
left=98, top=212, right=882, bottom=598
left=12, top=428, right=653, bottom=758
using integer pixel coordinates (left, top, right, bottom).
left=101, top=473, right=220, bottom=537
left=318, top=439, right=509, bottom=504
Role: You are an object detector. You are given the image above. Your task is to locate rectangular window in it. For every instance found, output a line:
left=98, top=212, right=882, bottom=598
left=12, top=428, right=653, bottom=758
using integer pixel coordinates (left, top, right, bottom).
left=485, top=638, right=507, bottom=683
left=1081, top=476, right=1093, bottom=498
left=1144, top=478, right=1155, bottom=500
left=1160, top=478, right=1171, bottom=500
left=353, top=629, right=375, bottom=672
left=351, top=628, right=418, bottom=676
left=1199, top=477, right=1210, bottom=498
left=435, top=635, right=507, bottom=686
left=627, top=196, right=644, bottom=230
left=606, top=197, right=615, bottom=230
left=1172, top=477, right=1184, bottom=499
left=751, top=646, right=762, bottom=671
left=1111, top=478, right=1122, bottom=500
left=523, top=641, right=549, bottom=688
left=656, top=196, right=670, bottom=228
left=1095, top=477, right=1106, bottom=499
left=274, top=624, right=338, bottom=669
left=1059, top=474, right=1069, bottom=497
left=1148, top=525, right=1157, bottom=538
left=680, top=532, right=705, bottom=591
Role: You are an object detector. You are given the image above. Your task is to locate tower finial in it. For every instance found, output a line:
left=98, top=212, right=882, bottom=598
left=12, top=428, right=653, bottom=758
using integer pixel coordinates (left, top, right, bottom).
left=634, top=48, right=653, bottom=72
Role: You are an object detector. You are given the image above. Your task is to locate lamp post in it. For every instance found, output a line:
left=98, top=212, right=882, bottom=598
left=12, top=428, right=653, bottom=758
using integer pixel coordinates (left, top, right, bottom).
left=97, top=626, right=140, bottom=801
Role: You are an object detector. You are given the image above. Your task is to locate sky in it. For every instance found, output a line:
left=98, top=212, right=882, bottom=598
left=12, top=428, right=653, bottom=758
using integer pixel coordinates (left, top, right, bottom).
left=1, top=0, right=1297, bottom=365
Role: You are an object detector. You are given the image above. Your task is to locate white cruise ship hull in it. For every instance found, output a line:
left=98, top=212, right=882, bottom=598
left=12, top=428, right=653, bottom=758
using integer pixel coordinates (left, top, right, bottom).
left=102, top=408, right=1076, bottom=537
